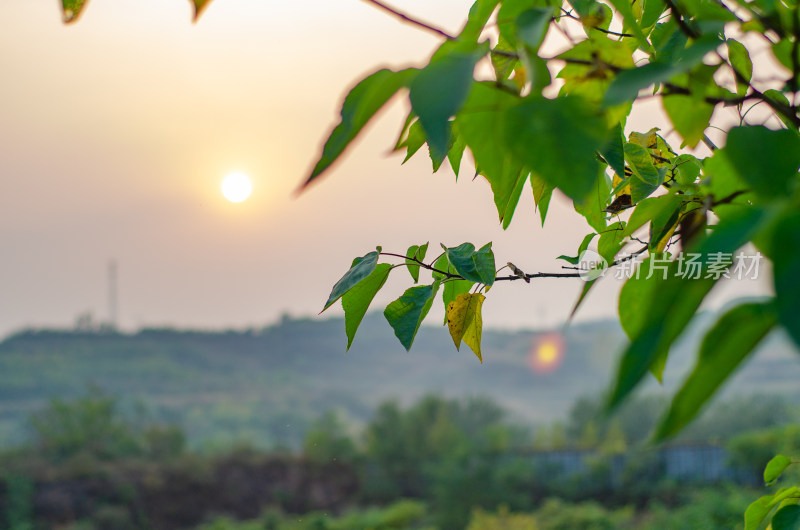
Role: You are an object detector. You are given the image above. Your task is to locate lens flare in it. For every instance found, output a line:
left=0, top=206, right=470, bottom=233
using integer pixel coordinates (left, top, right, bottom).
left=528, top=332, right=565, bottom=374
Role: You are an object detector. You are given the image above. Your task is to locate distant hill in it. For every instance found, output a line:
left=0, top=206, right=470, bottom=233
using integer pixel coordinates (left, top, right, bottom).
left=0, top=311, right=798, bottom=449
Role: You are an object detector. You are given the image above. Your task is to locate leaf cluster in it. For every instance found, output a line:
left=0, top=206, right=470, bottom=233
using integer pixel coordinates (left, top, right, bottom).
left=308, top=0, right=800, bottom=449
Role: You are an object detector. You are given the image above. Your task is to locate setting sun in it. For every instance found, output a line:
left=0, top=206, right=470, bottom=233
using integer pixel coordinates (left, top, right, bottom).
left=221, top=173, right=252, bottom=203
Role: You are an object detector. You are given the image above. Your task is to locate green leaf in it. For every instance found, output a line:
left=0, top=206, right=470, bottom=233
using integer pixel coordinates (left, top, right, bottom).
left=384, top=282, right=441, bottom=351
left=448, top=125, right=467, bottom=176
left=401, top=120, right=426, bottom=164
left=410, top=49, right=482, bottom=159
left=746, top=488, right=800, bottom=530
left=765, top=455, right=793, bottom=486
left=651, top=22, right=688, bottom=63
left=704, top=149, right=750, bottom=216
left=446, top=293, right=486, bottom=361
left=726, top=39, right=753, bottom=96
left=323, top=250, right=381, bottom=311
left=61, top=0, right=90, bottom=22
left=558, top=233, right=597, bottom=265
left=342, top=264, right=393, bottom=350
left=601, top=123, right=627, bottom=179
left=663, top=95, right=714, bottom=148
left=491, top=37, right=518, bottom=81
left=531, top=174, right=555, bottom=226
left=631, top=175, right=661, bottom=204
left=655, top=302, right=777, bottom=439
left=609, top=208, right=769, bottom=409
left=304, top=69, right=417, bottom=188
left=605, top=0, right=652, bottom=50
left=516, top=8, right=553, bottom=50
left=391, top=111, right=416, bottom=152
left=569, top=278, right=600, bottom=320
left=432, top=254, right=450, bottom=281
left=504, top=96, right=608, bottom=201
left=772, top=505, right=800, bottom=530
left=604, top=35, right=721, bottom=106
left=723, top=126, right=800, bottom=199
left=443, top=243, right=497, bottom=286
left=763, top=90, right=800, bottom=133
left=625, top=143, right=661, bottom=186
left=623, top=194, right=683, bottom=237
left=498, top=170, right=530, bottom=229
left=641, top=0, right=666, bottom=28
left=746, top=496, right=779, bottom=530
left=433, top=252, right=475, bottom=324
left=405, top=243, right=429, bottom=283
left=598, top=222, right=625, bottom=263
left=461, top=0, right=501, bottom=41
left=614, top=263, right=715, bottom=399
left=457, top=83, right=525, bottom=224
left=771, top=210, right=800, bottom=348
left=575, top=169, right=612, bottom=232
left=674, top=154, right=702, bottom=185
left=680, top=0, right=737, bottom=21
left=649, top=200, right=682, bottom=251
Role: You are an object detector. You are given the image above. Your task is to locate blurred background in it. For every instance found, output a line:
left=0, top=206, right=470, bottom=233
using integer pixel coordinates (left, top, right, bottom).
left=0, top=1, right=797, bottom=529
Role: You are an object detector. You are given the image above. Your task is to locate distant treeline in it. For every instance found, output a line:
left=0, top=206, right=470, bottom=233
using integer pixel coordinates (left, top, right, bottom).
left=2, top=390, right=799, bottom=529
left=1, top=314, right=799, bottom=453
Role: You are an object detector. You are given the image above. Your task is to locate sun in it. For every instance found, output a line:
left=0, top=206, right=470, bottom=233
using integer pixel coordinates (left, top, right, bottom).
left=221, top=173, right=252, bottom=203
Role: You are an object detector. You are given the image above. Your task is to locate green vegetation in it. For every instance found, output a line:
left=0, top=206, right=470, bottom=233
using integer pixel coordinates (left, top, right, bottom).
left=2, top=390, right=796, bottom=529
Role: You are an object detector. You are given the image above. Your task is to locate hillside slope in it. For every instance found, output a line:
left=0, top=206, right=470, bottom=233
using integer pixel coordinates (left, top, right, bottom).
left=0, top=312, right=796, bottom=449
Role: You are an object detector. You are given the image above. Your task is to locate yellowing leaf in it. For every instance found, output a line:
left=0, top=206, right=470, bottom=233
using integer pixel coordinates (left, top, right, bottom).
left=628, top=127, right=660, bottom=148
left=612, top=172, right=631, bottom=198
left=446, top=293, right=485, bottom=362
left=654, top=222, right=677, bottom=252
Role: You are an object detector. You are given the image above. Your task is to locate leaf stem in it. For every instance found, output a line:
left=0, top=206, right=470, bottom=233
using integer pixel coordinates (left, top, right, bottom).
left=379, top=252, right=460, bottom=279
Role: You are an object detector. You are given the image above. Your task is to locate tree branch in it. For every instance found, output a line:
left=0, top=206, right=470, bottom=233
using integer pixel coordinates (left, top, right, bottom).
left=722, top=55, right=800, bottom=128
left=663, top=0, right=699, bottom=38
left=380, top=252, right=461, bottom=279
left=385, top=244, right=650, bottom=284
left=360, top=0, right=455, bottom=40
left=558, top=10, right=634, bottom=38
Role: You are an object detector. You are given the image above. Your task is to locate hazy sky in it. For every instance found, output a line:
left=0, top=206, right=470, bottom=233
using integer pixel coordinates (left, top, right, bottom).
left=0, top=0, right=770, bottom=338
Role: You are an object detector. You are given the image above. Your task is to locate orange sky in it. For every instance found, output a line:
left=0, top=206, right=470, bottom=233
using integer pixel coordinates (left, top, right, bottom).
left=0, top=0, right=770, bottom=337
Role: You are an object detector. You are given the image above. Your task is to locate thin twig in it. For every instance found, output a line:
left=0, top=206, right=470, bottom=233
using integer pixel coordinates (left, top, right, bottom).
left=663, top=0, right=699, bottom=38
left=721, top=52, right=800, bottom=128
left=379, top=252, right=462, bottom=279
left=360, top=0, right=455, bottom=39
left=559, top=10, right=635, bottom=37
